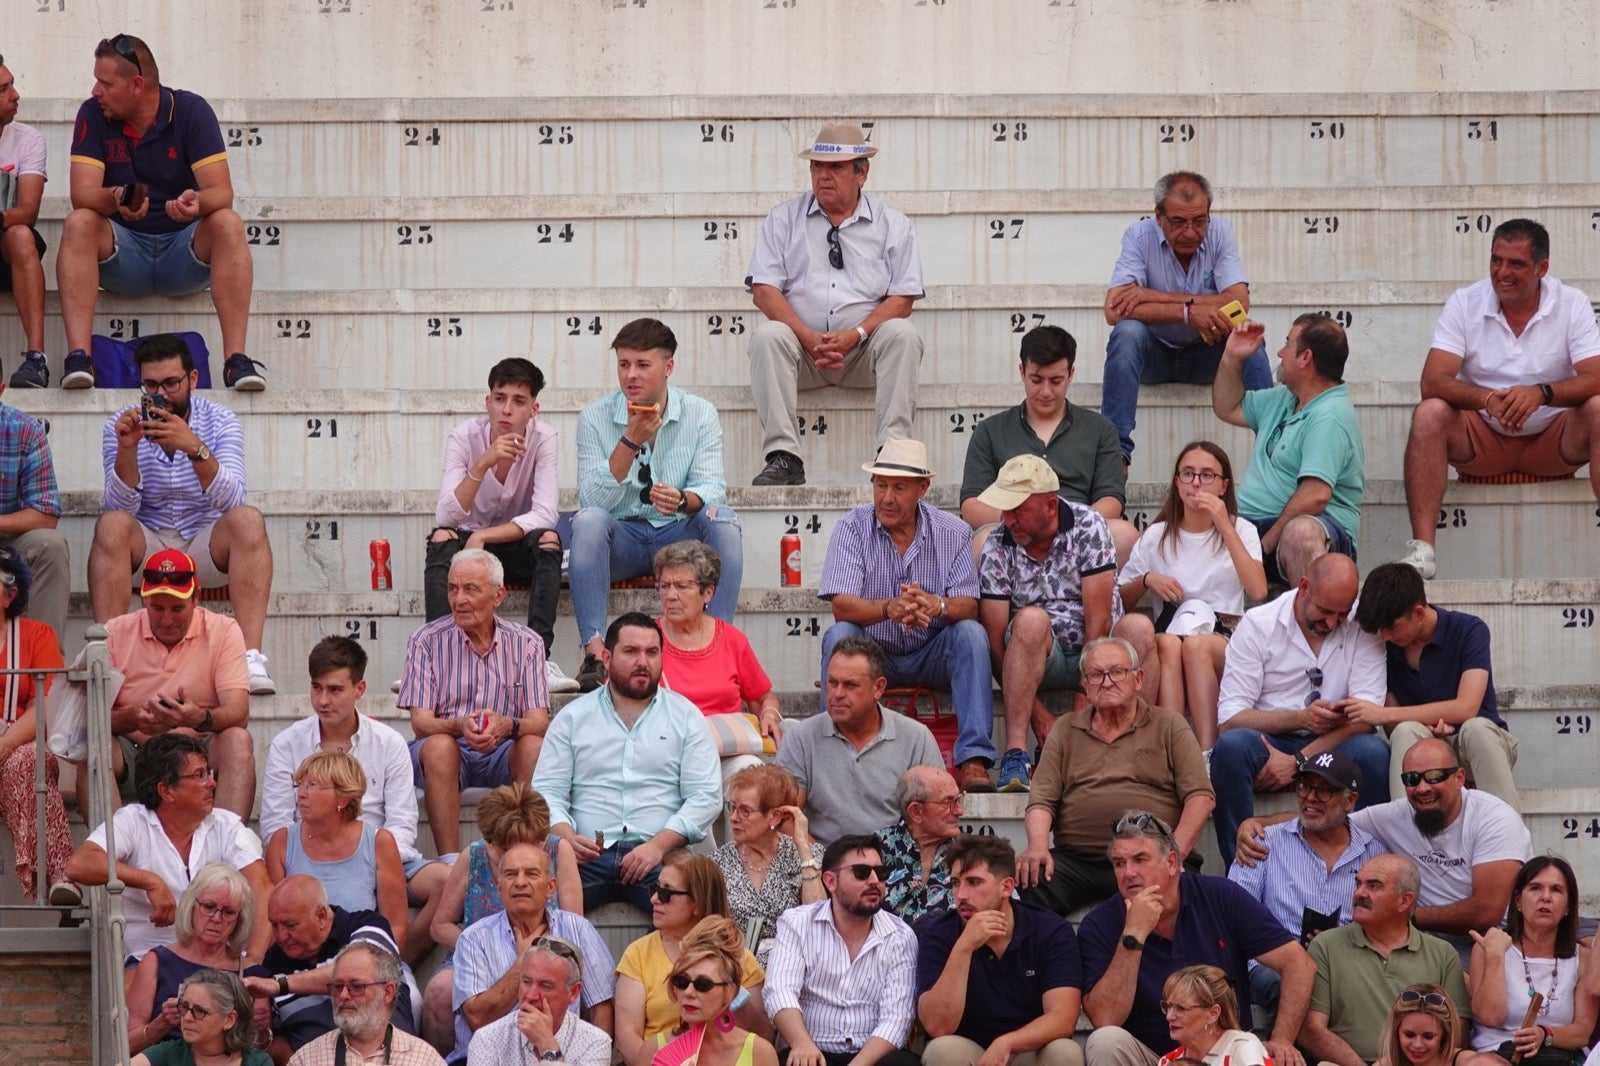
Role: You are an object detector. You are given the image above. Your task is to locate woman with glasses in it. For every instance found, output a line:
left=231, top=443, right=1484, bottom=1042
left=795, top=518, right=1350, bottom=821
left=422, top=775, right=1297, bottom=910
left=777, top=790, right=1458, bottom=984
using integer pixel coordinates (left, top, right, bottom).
left=1154, top=964, right=1270, bottom=1066
left=654, top=543, right=783, bottom=784
left=1374, top=983, right=1471, bottom=1066
left=650, top=916, right=778, bottom=1066
left=126, top=864, right=269, bottom=1054
left=1467, top=856, right=1595, bottom=1065
left=0, top=548, right=70, bottom=902
left=615, top=852, right=770, bottom=1066
left=126, top=968, right=271, bottom=1066
left=711, top=765, right=823, bottom=965
left=1118, top=441, right=1265, bottom=750
left=264, top=751, right=408, bottom=947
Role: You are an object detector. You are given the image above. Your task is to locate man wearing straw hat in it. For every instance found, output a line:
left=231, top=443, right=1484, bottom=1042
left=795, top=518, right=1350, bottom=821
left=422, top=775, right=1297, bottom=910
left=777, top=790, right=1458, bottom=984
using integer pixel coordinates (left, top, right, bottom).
left=745, top=123, right=925, bottom=487
left=817, top=438, right=995, bottom=792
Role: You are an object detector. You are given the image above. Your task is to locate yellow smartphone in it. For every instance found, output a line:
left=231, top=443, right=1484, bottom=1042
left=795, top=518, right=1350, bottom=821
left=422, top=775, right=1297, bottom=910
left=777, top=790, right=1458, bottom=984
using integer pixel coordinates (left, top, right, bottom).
left=1219, top=299, right=1247, bottom=324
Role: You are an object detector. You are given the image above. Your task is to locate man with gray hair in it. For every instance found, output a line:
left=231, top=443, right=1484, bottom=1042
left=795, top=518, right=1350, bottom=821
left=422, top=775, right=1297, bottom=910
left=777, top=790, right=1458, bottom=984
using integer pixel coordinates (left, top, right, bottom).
left=874, top=766, right=963, bottom=922
left=1101, top=170, right=1271, bottom=466
left=1299, top=855, right=1470, bottom=1066
left=1078, top=811, right=1312, bottom=1066
left=467, top=941, right=612, bottom=1066
left=1016, top=638, right=1213, bottom=915
left=398, top=547, right=550, bottom=858
left=287, top=941, right=445, bottom=1065
left=745, top=122, right=925, bottom=486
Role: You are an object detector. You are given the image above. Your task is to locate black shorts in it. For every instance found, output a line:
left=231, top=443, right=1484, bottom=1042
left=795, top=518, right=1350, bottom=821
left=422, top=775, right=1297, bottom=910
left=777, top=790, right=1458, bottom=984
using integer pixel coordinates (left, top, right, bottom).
left=0, top=227, right=46, bottom=292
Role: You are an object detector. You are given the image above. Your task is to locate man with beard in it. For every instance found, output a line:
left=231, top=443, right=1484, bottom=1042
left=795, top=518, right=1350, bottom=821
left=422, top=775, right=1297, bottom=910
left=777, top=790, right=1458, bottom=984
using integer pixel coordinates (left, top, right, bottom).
left=764, top=833, right=919, bottom=1066
left=1299, top=855, right=1470, bottom=1066
left=1209, top=552, right=1390, bottom=861
left=1236, top=738, right=1529, bottom=959
left=287, top=941, right=445, bottom=1065
left=533, top=612, right=721, bottom=913
left=467, top=942, right=612, bottom=1066
left=88, top=332, right=276, bottom=693
left=916, top=835, right=1084, bottom=1066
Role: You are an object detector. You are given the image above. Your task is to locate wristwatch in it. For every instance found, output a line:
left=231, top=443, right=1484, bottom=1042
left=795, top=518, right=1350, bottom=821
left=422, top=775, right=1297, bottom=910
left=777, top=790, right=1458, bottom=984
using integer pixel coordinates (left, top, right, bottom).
left=799, top=857, right=822, bottom=872
left=275, top=974, right=290, bottom=996
left=1540, top=383, right=1555, bottom=405
left=199, top=708, right=215, bottom=733
left=855, top=325, right=869, bottom=347
left=1120, top=934, right=1145, bottom=951
left=189, top=441, right=212, bottom=463
left=540, top=1050, right=563, bottom=1062
left=677, top=490, right=690, bottom=514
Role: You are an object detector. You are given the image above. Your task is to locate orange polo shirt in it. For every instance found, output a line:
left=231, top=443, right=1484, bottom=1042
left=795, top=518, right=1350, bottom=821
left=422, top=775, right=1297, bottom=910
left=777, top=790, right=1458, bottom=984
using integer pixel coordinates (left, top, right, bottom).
left=105, top=606, right=249, bottom=712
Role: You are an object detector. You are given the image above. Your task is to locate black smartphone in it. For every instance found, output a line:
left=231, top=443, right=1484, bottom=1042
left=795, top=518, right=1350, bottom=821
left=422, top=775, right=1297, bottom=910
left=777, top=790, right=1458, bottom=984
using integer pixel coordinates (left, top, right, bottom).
left=120, top=182, right=148, bottom=210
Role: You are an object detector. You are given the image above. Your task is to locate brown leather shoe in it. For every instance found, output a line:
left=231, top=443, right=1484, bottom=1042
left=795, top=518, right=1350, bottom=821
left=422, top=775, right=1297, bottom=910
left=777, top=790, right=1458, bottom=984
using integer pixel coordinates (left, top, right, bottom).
left=956, top=758, right=995, bottom=793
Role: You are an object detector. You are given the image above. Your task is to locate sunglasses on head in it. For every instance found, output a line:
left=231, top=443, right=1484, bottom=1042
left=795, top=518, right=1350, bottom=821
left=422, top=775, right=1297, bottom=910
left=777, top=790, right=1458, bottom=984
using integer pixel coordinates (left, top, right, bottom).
left=826, top=224, right=843, bottom=270
left=100, top=34, right=143, bottom=74
left=144, top=567, right=197, bottom=588
left=532, top=934, right=584, bottom=980
left=669, top=973, right=732, bottom=994
left=1397, top=989, right=1450, bottom=1010
left=1400, top=767, right=1457, bottom=788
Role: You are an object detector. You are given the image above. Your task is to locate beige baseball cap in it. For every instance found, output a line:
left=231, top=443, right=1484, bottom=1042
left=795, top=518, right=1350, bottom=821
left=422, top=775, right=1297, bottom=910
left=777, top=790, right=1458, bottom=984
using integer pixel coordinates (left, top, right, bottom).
left=976, top=454, right=1060, bottom=511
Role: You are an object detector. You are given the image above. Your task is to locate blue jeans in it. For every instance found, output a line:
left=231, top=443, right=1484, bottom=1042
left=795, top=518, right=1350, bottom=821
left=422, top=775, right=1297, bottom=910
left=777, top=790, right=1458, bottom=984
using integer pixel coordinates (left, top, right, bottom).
left=1211, top=728, right=1391, bottom=864
left=578, top=841, right=660, bottom=916
left=568, top=505, right=743, bottom=645
left=1101, top=319, right=1272, bottom=460
left=820, top=619, right=996, bottom=765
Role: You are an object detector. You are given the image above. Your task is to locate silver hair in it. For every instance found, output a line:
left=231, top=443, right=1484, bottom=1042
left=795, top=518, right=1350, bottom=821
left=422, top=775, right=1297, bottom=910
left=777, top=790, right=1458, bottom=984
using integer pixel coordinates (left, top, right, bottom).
left=894, top=765, right=946, bottom=814
left=1081, top=636, right=1140, bottom=671
left=1153, top=170, right=1212, bottom=212
left=334, top=940, right=402, bottom=986
left=174, top=862, right=254, bottom=957
left=450, top=547, right=505, bottom=589
left=522, top=938, right=583, bottom=987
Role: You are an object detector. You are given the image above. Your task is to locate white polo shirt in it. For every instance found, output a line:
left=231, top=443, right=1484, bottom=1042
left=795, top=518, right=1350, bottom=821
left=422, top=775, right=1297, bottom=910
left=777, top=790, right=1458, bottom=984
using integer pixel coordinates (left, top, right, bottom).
left=1431, top=275, right=1600, bottom=436
left=1217, top=589, right=1386, bottom=727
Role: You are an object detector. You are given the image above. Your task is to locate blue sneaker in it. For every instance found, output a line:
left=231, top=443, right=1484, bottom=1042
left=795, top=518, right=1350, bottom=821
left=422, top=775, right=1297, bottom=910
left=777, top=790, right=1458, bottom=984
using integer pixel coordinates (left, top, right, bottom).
left=60, top=349, right=94, bottom=389
left=996, top=748, right=1032, bottom=793
left=8, top=350, right=48, bottom=389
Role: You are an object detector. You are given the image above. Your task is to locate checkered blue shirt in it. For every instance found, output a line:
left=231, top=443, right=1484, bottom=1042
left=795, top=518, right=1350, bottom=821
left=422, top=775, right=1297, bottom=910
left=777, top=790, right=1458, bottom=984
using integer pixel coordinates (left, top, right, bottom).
left=0, top=404, right=59, bottom=519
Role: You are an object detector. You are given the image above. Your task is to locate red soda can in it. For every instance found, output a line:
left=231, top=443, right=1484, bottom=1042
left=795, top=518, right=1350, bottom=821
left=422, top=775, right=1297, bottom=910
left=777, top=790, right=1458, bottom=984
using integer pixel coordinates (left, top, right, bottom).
left=780, top=534, right=802, bottom=586
left=370, top=539, right=392, bottom=590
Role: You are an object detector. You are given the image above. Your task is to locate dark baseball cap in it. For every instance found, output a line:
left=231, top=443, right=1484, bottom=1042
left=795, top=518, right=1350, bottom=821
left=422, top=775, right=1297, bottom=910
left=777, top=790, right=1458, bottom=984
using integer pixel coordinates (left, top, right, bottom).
left=1296, top=749, right=1362, bottom=793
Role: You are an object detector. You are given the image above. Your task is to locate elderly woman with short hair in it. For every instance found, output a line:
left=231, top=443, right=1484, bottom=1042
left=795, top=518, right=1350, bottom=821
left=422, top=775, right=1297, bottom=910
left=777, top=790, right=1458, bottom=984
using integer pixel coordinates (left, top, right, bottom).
left=129, top=968, right=272, bottom=1066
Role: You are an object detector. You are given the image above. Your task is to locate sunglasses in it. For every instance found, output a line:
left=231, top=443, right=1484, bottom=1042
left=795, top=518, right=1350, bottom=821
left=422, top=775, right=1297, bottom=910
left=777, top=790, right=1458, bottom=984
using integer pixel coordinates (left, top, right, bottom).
left=1305, top=667, right=1324, bottom=706
left=652, top=884, right=691, bottom=902
left=533, top=935, right=584, bottom=981
left=144, top=567, right=197, bottom=588
left=826, top=224, right=843, bottom=270
left=834, top=863, right=889, bottom=882
left=175, top=999, right=215, bottom=1021
left=636, top=453, right=654, bottom=505
left=1397, top=989, right=1450, bottom=1010
left=1400, top=767, right=1457, bottom=789
left=669, top=973, right=733, bottom=994
left=100, top=34, right=143, bottom=74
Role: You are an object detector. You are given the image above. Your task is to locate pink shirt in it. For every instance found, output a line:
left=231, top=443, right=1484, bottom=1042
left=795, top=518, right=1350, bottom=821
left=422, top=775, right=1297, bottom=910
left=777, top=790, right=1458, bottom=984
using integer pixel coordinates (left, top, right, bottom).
left=659, top=618, right=773, bottom=716
left=434, top=416, right=559, bottom=534
left=105, top=606, right=249, bottom=714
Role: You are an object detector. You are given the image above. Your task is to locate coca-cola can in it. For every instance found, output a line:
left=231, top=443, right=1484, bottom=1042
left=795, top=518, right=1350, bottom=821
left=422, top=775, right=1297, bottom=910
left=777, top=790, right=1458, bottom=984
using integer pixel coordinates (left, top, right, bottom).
left=780, top=534, right=802, bottom=586
left=370, top=539, right=392, bottom=591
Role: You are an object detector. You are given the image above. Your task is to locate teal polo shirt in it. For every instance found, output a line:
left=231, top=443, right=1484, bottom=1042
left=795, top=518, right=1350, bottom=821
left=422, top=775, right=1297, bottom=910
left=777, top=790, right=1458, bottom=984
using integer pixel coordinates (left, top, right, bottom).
left=1237, top=382, right=1365, bottom=539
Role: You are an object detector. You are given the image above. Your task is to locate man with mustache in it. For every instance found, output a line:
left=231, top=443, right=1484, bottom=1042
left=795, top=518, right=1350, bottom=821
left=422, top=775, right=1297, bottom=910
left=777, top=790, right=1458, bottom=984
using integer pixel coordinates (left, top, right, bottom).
left=286, top=941, right=444, bottom=1066
left=1298, top=855, right=1470, bottom=1066
left=1208, top=552, right=1389, bottom=862
left=466, top=942, right=612, bottom=1066
left=533, top=612, right=722, bottom=913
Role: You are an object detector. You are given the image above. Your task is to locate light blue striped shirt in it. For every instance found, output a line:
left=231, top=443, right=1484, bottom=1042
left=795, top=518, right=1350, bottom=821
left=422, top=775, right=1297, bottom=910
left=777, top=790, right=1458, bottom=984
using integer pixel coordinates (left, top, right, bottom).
left=1227, top=816, right=1385, bottom=959
left=102, top=395, right=247, bottom=538
left=576, top=386, right=726, bottom=528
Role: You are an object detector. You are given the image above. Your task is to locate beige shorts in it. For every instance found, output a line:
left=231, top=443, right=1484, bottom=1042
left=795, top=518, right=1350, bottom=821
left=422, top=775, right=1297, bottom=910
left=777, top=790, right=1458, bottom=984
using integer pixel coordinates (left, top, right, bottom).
left=1458, top=411, right=1583, bottom=478
left=133, top=523, right=229, bottom=588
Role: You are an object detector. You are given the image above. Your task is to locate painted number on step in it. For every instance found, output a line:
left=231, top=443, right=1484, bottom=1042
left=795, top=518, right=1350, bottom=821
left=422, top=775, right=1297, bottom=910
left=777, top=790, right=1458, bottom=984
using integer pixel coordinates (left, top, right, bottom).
left=1555, top=714, right=1593, bottom=735
left=1158, top=122, right=1196, bottom=143
left=1304, top=216, right=1339, bottom=234
left=316, top=0, right=351, bottom=11
left=703, top=221, right=738, bottom=241
left=36, top=0, right=65, bottom=10
left=538, top=124, right=574, bottom=146
left=396, top=224, right=433, bottom=246
left=1455, top=213, right=1493, bottom=235
left=536, top=223, right=576, bottom=244
left=345, top=619, right=378, bottom=640
left=1129, top=511, right=1151, bottom=532
left=1307, top=120, right=1346, bottom=140
left=427, top=316, right=463, bottom=338
left=701, top=123, right=735, bottom=143
left=1010, top=312, right=1046, bottom=333
left=246, top=225, right=281, bottom=246
left=1435, top=507, right=1467, bottom=529
left=1316, top=309, right=1354, bottom=328
left=226, top=127, right=263, bottom=147
left=959, top=823, right=997, bottom=836
left=107, top=317, right=141, bottom=339
left=763, top=0, right=796, bottom=8
left=1561, top=817, right=1600, bottom=840
left=1560, top=607, right=1594, bottom=629
left=948, top=412, right=989, bottom=434
left=991, top=121, right=1028, bottom=142
left=796, top=414, right=828, bottom=437
left=706, top=314, right=745, bottom=336
left=277, top=318, right=311, bottom=340
left=306, top=418, right=339, bottom=439
left=403, top=126, right=441, bottom=147
left=783, top=513, right=822, bottom=535
left=567, top=316, right=603, bottom=336
left=1465, top=119, right=1499, bottom=141
left=785, top=617, right=821, bottom=637
left=990, top=218, right=1024, bottom=239
left=305, top=520, right=341, bottom=541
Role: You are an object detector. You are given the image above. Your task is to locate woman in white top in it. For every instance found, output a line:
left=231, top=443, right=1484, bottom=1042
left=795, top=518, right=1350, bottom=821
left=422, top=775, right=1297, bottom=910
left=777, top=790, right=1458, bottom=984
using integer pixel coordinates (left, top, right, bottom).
left=1119, top=441, right=1266, bottom=749
left=1155, top=964, right=1272, bottom=1066
left=1469, top=856, right=1596, bottom=1064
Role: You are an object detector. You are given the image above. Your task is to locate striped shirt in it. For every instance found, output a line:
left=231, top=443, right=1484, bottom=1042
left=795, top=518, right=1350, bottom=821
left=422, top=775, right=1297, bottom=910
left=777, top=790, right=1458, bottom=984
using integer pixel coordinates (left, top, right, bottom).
left=0, top=403, right=59, bottom=518
left=818, top=501, right=979, bottom=656
left=451, top=909, right=617, bottom=1063
left=288, top=1025, right=446, bottom=1066
left=1227, top=817, right=1385, bottom=953
left=575, top=387, right=726, bottom=528
left=397, top=615, right=549, bottom=720
left=763, top=900, right=918, bottom=1053
left=102, top=396, right=247, bottom=539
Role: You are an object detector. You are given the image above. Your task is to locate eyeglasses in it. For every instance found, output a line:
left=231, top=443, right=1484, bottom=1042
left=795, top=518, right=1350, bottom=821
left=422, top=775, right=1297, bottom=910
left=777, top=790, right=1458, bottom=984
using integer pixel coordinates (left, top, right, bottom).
left=100, top=34, right=143, bottom=74
left=141, top=375, right=188, bottom=394
left=532, top=935, right=584, bottom=981
left=178, top=767, right=217, bottom=784
left=652, top=884, right=692, bottom=902
left=1295, top=778, right=1343, bottom=802
left=1159, top=1000, right=1205, bottom=1016
left=329, top=979, right=387, bottom=997
left=826, top=224, right=843, bottom=270
left=1304, top=667, right=1324, bottom=706
left=918, top=795, right=963, bottom=812
left=1159, top=212, right=1210, bottom=233
left=724, top=802, right=764, bottom=819
left=1176, top=469, right=1223, bottom=485
left=194, top=899, right=240, bottom=921
left=835, top=863, right=890, bottom=882
left=1400, top=767, right=1457, bottom=789
left=669, top=973, right=733, bottom=994
left=144, top=567, right=198, bottom=588
left=1082, top=666, right=1134, bottom=686
left=658, top=581, right=701, bottom=594
left=175, top=999, right=215, bottom=1021
left=1397, top=989, right=1450, bottom=1011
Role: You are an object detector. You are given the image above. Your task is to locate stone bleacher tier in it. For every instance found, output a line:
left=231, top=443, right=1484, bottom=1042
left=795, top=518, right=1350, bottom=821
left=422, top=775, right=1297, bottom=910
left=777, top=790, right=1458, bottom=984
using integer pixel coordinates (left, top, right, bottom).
left=0, top=1, right=1594, bottom=913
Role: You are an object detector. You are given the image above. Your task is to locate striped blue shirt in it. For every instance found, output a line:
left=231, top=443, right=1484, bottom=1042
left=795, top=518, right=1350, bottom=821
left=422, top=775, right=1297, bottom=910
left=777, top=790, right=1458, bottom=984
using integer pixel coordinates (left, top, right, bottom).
left=1227, top=817, right=1385, bottom=951
left=818, top=501, right=979, bottom=656
left=102, top=396, right=247, bottom=538
left=575, top=386, right=726, bottom=528
left=396, top=615, right=550, bottom=719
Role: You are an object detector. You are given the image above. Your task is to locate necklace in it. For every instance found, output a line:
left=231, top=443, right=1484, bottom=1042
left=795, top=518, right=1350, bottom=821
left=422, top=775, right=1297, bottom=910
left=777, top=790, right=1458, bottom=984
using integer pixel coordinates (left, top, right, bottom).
left=1518, top=940, right=1558, bottom=1014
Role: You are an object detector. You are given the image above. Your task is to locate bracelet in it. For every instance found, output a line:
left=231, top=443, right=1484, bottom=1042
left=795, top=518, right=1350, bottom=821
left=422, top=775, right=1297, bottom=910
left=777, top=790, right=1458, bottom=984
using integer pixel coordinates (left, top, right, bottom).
left=618, top=436, right=643, bottom=453
left=465, top=469, right=485, bottom=483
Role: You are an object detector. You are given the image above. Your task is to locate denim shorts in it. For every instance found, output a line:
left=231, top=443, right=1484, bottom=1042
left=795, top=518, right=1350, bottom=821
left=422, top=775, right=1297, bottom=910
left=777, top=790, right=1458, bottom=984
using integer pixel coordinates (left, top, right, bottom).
left=100, top=220, right=211, bottom=296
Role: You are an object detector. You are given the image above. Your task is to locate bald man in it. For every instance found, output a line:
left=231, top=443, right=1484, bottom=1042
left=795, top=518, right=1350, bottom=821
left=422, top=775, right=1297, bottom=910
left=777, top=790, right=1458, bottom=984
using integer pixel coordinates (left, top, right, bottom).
left=874, top=766, right=963, bottom=922
left=1209, top=553, right=1390, bottom=863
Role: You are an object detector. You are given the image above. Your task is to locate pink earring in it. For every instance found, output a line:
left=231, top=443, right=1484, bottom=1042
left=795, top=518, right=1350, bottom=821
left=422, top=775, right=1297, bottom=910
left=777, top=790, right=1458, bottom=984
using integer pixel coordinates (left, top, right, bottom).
left=716, top=1011, right=736, bottom=1033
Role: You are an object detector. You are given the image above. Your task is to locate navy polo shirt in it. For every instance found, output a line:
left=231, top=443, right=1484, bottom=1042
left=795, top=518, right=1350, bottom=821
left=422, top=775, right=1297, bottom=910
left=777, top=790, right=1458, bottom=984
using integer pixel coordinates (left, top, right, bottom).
left=70, top=87, right=228, bottom=236
left=1079, top=873, right=1293, bottom=1053
left=1385, top=607, right=1503, bottom=728
left=914, top=900, right=1081, bottom=1048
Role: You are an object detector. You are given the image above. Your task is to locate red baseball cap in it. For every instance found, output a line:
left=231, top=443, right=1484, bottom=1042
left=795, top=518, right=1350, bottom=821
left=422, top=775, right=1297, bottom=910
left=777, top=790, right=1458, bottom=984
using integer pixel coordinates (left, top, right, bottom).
left=141, top=548, right=199, bottom=600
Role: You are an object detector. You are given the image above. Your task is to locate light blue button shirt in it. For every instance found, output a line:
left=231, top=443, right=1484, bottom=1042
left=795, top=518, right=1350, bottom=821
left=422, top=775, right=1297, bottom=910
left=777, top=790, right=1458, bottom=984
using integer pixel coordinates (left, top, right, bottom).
left=575, top=386, right=727, bottom=528
left=1109, top=215, right=1249, bottom=348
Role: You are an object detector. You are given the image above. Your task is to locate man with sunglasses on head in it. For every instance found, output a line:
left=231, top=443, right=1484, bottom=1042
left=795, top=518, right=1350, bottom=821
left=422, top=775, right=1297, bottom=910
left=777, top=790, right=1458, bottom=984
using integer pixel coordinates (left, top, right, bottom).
left=466, top=941, right=611, bottom=1066
left=570, top=317, right=741, bottom=691
left=0, top=54, right=52, bottom=391
left=764, top=833, right=919, bottom=1066
left=287, top=941, right=446, bottom=1066
left=745, top=123, right=924, bottom=487
left=1208, top=552, right=1389, bottom=865
left=916, top=834, right=1084, bottom=1066
left=54, top=33, right=260, bottom=392
left=1101, top=171, right=1271, bottom=470
left=89, top=332, right=276, bottom=693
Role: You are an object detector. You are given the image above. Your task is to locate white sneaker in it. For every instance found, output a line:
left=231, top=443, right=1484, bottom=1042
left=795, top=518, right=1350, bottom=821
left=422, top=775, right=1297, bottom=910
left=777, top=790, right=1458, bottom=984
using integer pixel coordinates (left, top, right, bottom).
left=245, top=649, right=277, bottom=695
left=546, top=659, right=581, bottom=694
left=1396, top=539, right=1437, bottom=580
left=391, top=678, right=402, bottom=694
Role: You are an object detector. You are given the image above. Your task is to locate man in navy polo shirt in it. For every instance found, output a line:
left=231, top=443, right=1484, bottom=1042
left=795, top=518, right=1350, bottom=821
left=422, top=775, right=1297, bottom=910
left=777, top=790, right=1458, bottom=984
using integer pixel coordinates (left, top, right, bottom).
left=1079, top=811, right=1313, bottom=1066
left=54, top=34, right=260, bottom=391
left=1350, top=562, right=1517, bottom=807
left=915, top=835, right=1083, bottom=1066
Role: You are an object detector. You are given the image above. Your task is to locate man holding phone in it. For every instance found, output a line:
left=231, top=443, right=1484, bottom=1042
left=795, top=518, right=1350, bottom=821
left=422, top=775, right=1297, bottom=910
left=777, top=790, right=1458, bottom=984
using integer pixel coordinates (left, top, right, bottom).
left=1101, top=170, right=1272, bottom=467
left=54, top=34, right=260, bottom=391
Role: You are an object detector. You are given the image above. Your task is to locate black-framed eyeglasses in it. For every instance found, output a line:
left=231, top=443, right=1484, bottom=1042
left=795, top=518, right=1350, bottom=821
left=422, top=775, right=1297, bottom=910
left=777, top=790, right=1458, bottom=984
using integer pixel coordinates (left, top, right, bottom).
left=826, top=224, right=843, bottom=270
left=1305, top=667, right=1324, bottom=706
left=175, top=998, right=214, bottom=1020
left=1175, top=469, right=1223, bottom=485
left=652, top=883, right=691, bottom=902
left=1397, top=989, right=1450, bottom=1010
left=669, top=973, right=733, bottom=994
left=141, top=374, right=188, bottom=394
left=1295, top=778, right=1342, bottom=801
left=100, top=34, right=143, bottom=74
left=835, top=863, right=889, bottom=882
left=194, top=899, right=240, bottom=921
left=1400, top=767, right=1457, bottom=789
left=1082, top=666, right=1134, bottom=686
